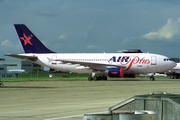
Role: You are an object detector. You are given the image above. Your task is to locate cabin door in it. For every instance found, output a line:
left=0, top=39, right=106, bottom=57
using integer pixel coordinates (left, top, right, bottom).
left=151, top=56, right=157, bottom=65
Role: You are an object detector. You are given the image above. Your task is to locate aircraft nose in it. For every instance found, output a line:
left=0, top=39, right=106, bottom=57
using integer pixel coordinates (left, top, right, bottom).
left=164, top=61, right=177, bottom=72
left=172, top=61, right=177, bottom=68
left=168, top=61, right=177, bottom=70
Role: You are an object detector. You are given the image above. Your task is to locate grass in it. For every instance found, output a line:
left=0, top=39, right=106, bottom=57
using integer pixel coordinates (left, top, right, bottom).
left=1, top=72, right=91, bottom=82
left=0, top=72, right=169, bottom=82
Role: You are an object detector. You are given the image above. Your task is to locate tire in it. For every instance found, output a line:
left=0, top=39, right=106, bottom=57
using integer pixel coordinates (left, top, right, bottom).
left=170, top=76, right=174, bottom=79
left=88, top=77, right=93, bottom=81
left=175, top=75, right=179, bottom=79
left=150, top=76, right=155, bottom=81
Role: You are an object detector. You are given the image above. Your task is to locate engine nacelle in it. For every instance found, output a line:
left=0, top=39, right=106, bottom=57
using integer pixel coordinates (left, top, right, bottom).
left=123, top=74, right=136, bottom=78
left=101, top=68, right=124, bottom=78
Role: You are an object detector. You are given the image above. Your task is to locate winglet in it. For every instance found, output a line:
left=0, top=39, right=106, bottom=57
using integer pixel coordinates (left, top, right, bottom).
left=14, top=24, right=55, bottom=53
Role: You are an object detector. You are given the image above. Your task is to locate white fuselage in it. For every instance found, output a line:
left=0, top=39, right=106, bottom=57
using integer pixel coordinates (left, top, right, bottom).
left=20, top=53, right=176, bottom=74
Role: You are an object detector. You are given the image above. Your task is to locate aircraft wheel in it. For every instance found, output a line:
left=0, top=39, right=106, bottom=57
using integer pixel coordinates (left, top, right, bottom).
left=170, top=76, right=174, bottom=79
left=88, top=77, right=93, bottom=81
left=175, top=75, right=179, bottom=79
left=150, top=76, right=155, bottom=81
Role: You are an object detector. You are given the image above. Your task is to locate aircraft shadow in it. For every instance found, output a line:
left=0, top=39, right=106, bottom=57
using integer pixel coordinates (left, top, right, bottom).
left=0, top=86, right=55, bottom=89
left=107, top=79, right=145, bottom=81
left=107, top=79, right=180, bottom=82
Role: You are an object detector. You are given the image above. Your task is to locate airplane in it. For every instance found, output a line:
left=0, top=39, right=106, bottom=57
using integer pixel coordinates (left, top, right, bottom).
left=139, top=73, right=167, bottom=77
left=5, top=24, right=177, bottom=81
left=165, top=63, right=180, bottom=79
left=7, top=69, right=25, bottom=73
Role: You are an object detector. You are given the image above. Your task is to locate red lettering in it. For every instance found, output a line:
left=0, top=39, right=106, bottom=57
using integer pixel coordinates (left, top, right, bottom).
left=139, top=57, right=145, bottom=64
left=119, top=56, right=150, bottom=71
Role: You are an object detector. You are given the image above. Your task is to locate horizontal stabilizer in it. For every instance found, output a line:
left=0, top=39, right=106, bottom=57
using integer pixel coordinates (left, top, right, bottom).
left=5, top=54, right=38, bottom=61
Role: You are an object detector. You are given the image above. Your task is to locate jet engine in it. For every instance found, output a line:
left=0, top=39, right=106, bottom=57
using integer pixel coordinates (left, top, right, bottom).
left=101, top=68, right=124, bottom=78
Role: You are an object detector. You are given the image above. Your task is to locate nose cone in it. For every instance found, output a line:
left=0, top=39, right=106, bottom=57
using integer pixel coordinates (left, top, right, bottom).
left=171, top=61, right=177, bottom=68
left=166, top=61, right=177, bottom=70
left=157, top=55, right=177, bottom=72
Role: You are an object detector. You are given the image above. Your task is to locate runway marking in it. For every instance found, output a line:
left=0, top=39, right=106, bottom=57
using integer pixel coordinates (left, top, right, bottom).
left=43, top=111, right=107, bottom=120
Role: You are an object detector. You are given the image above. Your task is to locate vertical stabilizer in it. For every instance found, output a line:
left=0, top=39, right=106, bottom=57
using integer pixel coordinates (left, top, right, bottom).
left=14, top=24, right=55, bottom=53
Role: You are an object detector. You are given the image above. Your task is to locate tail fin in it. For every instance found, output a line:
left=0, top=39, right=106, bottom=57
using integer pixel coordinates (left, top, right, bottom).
left=14, top=24, right=55, bottom=53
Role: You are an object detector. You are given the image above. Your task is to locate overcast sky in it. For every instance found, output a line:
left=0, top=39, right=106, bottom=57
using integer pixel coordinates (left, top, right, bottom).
left=1, top=0, right=180, bottom=59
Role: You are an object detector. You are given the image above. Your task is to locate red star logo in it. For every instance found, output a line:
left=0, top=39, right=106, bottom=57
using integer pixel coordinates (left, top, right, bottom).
left=20, top=33, right=33, bottom=45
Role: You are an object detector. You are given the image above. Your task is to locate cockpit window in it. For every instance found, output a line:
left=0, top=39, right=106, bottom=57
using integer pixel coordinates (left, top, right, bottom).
left=164, top=58, right=171, bottom=61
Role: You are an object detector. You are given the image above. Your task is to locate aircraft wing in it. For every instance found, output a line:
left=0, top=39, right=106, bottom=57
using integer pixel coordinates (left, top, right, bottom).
left=52, top=59, right=126, bottom=71
left=5, top=54, right=38, bottom=61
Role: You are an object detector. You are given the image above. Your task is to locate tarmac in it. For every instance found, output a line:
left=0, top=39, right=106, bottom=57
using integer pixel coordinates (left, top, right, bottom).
left=0, top=78, right=180, bottom=120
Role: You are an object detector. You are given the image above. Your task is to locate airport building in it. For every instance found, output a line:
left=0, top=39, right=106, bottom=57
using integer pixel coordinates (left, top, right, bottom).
left=0, top=64, right=16, bottom=78
left=0, top=59, right=34, bottom=78
left=0, top=60, right=33, bottom=73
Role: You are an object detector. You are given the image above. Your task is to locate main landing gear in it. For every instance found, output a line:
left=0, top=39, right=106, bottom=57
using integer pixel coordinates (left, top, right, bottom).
left=88, top=70, right=107, bottom=81
left=150, top=76, right=155, bottom=81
